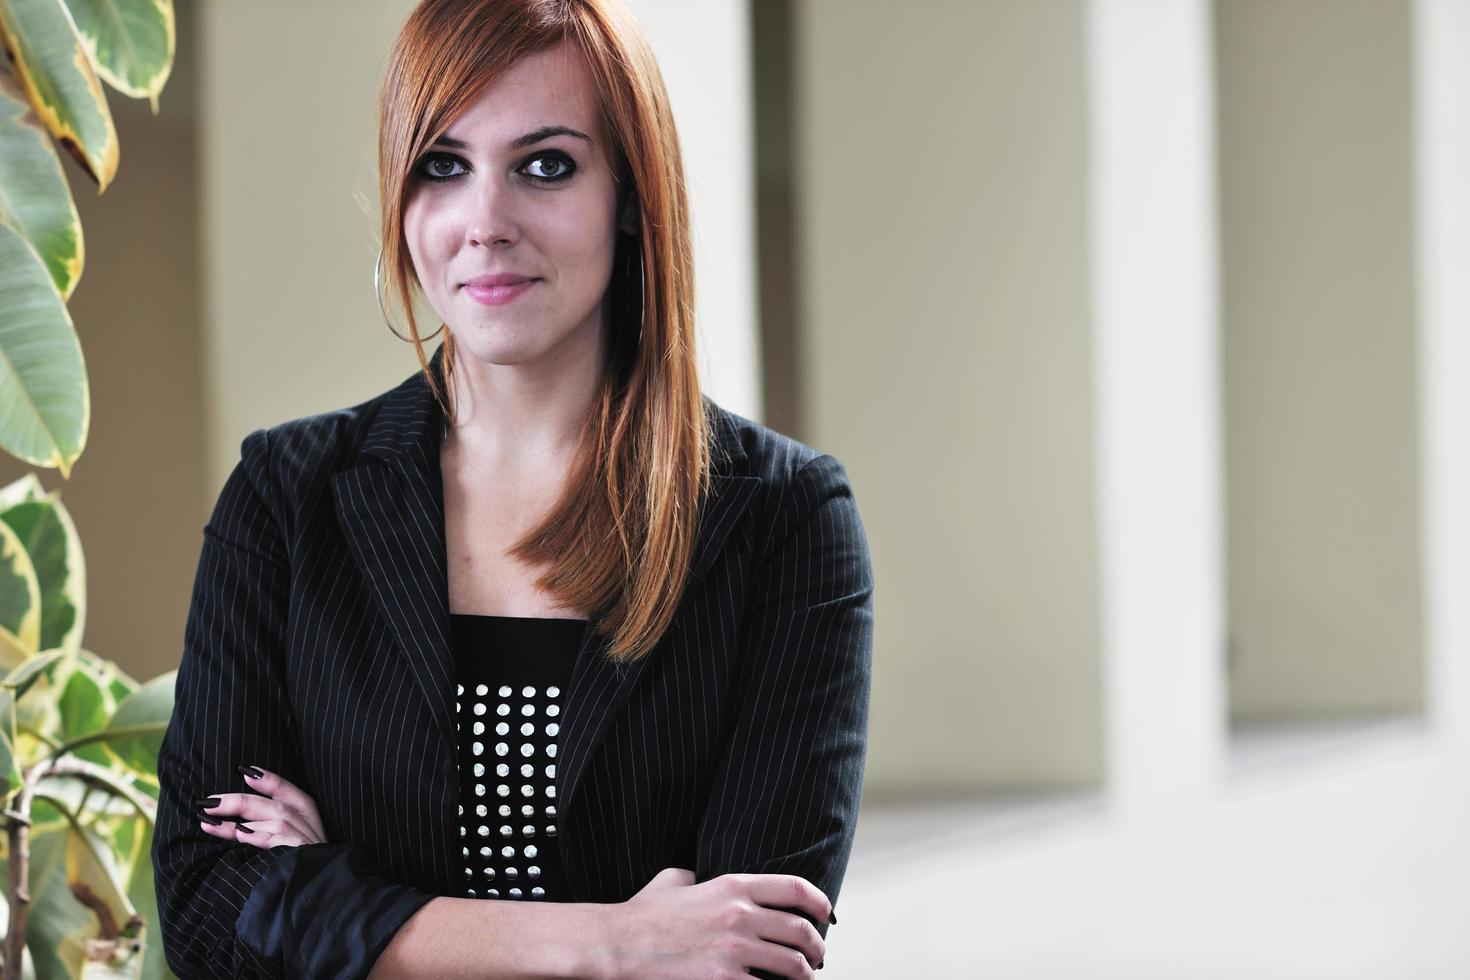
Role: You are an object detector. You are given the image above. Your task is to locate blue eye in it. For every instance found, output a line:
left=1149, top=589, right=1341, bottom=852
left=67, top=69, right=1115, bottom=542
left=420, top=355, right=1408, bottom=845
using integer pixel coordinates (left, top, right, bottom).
left=413, top=150, right=578, bottom=185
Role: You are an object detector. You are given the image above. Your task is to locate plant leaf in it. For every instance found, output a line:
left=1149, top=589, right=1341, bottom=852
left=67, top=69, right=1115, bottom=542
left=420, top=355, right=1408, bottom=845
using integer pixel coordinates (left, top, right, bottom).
left=60, top=0, right=173, bottom=113
left=0, top=220, right=89, bottom=477
left=0, top=491, right=86, bottom=654
left=0, top=0, right=119, bottom=190
left=0, top=513, right=41, bottom=650
left=97, top=670, right=171, bottom=777
left=0, top=66, right=83, bottom=299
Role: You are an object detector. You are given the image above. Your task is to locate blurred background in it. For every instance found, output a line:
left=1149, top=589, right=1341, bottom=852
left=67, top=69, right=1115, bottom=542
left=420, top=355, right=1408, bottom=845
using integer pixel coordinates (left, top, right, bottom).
left=2, top=0, right=1466, bottom=975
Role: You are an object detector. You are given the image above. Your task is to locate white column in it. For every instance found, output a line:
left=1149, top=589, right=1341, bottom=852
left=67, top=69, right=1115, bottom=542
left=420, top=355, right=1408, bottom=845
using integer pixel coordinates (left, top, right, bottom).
left=1086, top=0, right=1224, bottom=817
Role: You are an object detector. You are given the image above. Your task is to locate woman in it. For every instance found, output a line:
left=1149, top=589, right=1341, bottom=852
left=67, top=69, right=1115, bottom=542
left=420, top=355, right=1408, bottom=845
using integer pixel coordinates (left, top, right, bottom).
left=151, top=1, right=873, bottom=978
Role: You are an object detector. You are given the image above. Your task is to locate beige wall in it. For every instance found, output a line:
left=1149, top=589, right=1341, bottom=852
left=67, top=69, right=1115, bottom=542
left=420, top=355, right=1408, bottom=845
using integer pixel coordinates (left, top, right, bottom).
left=795, top=0, right=1105, bottom=792
left=1217, top=0, right=1424, bottom=719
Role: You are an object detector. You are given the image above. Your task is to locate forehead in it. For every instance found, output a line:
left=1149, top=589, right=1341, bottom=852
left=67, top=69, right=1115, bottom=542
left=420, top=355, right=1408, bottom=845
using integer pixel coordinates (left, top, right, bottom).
left=446, top=42, right=602, bottom=144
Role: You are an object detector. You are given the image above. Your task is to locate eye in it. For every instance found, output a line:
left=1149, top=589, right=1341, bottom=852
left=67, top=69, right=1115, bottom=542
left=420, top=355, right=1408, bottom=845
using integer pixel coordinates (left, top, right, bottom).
left=520, top=151, right=576, bottom=185
left=415, top=152, right=467, bottom=183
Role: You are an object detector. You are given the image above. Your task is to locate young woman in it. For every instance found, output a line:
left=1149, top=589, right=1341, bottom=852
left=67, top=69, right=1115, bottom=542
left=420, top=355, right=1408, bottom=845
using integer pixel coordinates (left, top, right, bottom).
left=151, top=2, right=873, bottom=978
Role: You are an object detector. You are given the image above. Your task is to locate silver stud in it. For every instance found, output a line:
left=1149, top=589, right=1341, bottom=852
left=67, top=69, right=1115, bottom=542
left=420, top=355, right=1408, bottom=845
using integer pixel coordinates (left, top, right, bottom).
left=497, top=763, right=510, bottom=777
left=472, top=741, right=483, bottom=756
left=522, top=686, right=536, bottom=698
left=483, top=867, right=496, bottom=879
left=501, top=845, right=515, bottom=858
left=475, top=783, right=486, bottom=797
left=521, top=722, right=535, bottom=736
left=547, top=745, right=557, bottom=758
left=473, top=763, right=485, bottom=777
left=500, top=825, right=513, bottom=837
left=475, top=683, right=488, bottom=696
left=545, top=764, right=556, bottom=778
left=521, top=784, right=534, bottom=797
left=524, top=844, right=538, bottom=858
left=520, top=743, right=534, bottom=757
left=528, top=866, right=541, bottom=879
left=505, top=866, right=519, bottom=879
left=480, top=846, right=493, bottom=858
left=497, top=703, right=510, bottom=716
left=477, top=825, right=490, bottom=837
left=497, top=784, right=509, bottom=797
left=546, top=704, right=560, bottom=717
left=509, top=887, right=522, bottom=898
left=476, top=803, right=488, bottom=817
left=547, top=686, right=560, bottom=698
left=546, top=722, right=559, bottom=736
left=499, top=685, right=512, bottom=697
left=473, top=702, right=486, bottom=716
left=522, top=824, right=535, bottom=836
left=531, top=886, right=545, bottom=898
left=546, top=824, right=556, bottom=837
left=488, top=888, right=499, bottom=897
left=521, top=763, right=534, bottom=777
left=496, top=742, right=509, bottom=756
left=457, top=684, right=464, bottom=696
left=473, top=721, right=485, bottom=735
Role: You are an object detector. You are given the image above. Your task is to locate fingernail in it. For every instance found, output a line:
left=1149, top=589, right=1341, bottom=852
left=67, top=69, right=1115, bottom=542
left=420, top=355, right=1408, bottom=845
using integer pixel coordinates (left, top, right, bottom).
left=237, top=824, right=255, bottom=835
left=237, top=765, right=264, bottom=780
left=194, top=796, right=222, bottom=809
left=818, top=961, right=825, bottom=970
left=199, top=813, right=223, bottom=826
left=829, top=910, right=837, bottom=925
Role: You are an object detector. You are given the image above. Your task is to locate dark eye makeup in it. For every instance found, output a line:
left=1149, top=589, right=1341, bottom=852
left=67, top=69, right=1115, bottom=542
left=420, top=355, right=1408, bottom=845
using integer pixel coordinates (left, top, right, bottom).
left=413, top=149, right=578, bottom=185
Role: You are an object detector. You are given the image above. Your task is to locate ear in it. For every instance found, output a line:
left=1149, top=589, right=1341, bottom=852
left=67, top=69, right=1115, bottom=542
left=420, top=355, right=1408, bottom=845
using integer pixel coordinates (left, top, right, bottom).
left=618, top=191, right=641, bottom=237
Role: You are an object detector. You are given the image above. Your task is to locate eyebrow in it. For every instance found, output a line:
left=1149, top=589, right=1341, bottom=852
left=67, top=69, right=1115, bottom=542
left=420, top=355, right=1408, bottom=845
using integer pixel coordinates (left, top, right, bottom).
left=431, top=125, right=593, bottom=152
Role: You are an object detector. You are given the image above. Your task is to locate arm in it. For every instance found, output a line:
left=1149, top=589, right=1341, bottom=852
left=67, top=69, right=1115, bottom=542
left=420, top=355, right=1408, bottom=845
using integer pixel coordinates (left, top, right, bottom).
left=694, top=453, right=875, bottom=975
left=151, top=429, right=435, bottom=979
left=366, top=896, right=619, bottom=980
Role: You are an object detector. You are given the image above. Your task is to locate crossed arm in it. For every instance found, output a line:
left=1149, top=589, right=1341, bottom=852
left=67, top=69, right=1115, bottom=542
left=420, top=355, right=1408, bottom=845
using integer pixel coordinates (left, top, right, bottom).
left=152, top=435, right=873, bottom=979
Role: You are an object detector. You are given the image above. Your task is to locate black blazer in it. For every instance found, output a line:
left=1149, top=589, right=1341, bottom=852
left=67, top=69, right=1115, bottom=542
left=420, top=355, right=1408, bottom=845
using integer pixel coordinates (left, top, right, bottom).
left=152, top=342, right=875, bottom=979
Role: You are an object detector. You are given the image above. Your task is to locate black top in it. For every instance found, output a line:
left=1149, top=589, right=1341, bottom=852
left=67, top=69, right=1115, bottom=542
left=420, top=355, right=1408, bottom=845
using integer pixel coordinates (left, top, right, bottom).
left=450, top=613, right=586, bottom=901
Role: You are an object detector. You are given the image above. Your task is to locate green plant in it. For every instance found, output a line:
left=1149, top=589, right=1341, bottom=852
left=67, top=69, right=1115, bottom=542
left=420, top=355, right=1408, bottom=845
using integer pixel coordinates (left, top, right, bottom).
left=0, top=1, right=182, bottom=978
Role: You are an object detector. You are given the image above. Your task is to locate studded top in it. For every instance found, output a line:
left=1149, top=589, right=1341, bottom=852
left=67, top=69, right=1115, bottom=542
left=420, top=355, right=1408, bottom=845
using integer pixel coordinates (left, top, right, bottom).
left=450, top=613, right=586, bottom=901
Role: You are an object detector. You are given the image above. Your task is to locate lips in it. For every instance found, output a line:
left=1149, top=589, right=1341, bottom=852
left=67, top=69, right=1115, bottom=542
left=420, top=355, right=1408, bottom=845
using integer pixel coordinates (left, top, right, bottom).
left=463, top=274, right=536, bottom=288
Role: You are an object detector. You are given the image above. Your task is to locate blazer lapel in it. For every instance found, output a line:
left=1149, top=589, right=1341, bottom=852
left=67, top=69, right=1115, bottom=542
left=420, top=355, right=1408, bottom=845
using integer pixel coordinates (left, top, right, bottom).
left=330, top=342, right=763, bottom=835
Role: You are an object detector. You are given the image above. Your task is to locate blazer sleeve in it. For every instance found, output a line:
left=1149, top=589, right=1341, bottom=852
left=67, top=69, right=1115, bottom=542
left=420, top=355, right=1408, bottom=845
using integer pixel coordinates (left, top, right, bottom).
left=151, top=428, right=435, bottom=979
left=694, top=452, right=875, bottom=967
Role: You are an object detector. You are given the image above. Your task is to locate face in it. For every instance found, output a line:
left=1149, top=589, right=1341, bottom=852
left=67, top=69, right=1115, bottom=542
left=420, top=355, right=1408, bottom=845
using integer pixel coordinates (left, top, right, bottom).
left=402, top=41, right=638, bottom=374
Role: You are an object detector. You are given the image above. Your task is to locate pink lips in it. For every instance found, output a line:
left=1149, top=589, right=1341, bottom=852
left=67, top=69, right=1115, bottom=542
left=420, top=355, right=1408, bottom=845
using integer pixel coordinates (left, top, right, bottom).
left=462, top=274, right=538, bottom=306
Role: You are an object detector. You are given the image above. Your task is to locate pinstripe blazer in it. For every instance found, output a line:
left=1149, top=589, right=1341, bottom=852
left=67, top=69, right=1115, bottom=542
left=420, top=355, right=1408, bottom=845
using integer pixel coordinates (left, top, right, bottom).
left=152, top=342, right=875, bottom=979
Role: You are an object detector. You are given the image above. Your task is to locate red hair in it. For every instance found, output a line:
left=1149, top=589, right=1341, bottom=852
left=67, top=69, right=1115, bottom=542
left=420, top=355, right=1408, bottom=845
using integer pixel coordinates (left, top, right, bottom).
left=376, top=0, right=710, bottom=664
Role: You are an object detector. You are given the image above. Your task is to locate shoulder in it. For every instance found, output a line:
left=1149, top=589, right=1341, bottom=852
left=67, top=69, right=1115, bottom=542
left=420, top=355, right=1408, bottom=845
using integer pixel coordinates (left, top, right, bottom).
left=229, top=378, right=404, bottom=535
left=702, top=396, right=862, bottom=535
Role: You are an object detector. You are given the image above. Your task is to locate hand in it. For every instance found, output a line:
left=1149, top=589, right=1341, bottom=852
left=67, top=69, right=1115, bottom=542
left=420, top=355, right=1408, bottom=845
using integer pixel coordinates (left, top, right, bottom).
left=195, top=766, right=329, bottom=849
left=602, top=867, right=830, bottom=980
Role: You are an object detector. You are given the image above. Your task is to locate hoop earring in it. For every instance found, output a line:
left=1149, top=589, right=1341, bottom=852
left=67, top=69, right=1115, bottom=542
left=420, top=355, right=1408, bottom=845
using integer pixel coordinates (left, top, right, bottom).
left=635, top=243, right=646, bottom=351
left=376, top=247, right=444, bottom=343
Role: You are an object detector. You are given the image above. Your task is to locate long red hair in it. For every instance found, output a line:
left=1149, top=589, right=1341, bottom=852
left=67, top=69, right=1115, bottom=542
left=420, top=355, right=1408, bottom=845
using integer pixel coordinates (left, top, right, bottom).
left=376, top=0, right=711, bottom=665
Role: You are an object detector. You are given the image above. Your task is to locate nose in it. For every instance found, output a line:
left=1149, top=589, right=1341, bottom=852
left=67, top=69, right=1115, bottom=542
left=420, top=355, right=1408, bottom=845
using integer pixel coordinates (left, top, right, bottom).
left=466, top=175, right=520, bottom=248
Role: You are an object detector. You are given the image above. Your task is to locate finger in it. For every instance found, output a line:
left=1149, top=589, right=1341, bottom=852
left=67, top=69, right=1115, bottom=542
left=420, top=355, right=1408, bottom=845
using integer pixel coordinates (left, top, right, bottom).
left=199, top=792, right=303, bottom=830
left=239, top=767, right=327, bottom=839
left=746, top=937, right=817, bottom=980
left=238, top=816, right=318, bottom=848
left=751, top=906, right=826, bottom=971
left=742, top=874, right=834, bottom=931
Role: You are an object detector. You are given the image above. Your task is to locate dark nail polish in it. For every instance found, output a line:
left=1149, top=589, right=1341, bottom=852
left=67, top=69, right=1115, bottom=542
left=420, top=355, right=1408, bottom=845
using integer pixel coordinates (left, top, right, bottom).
left=199, top=813, right=223, bottom=826
left=237, top=824, right=254, bottom=834
left=194, top=796, right=222, bottom=809
left=818, top=960, right=825, bottom=970
left=829, top=910, right=837, bottom=925
left=237, top=764, right=264, bottom=780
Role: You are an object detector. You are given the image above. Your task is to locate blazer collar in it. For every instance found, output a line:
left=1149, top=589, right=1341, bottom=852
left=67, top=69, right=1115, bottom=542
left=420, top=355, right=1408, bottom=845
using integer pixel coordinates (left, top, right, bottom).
left=329, top=342, right=761, bottom=884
